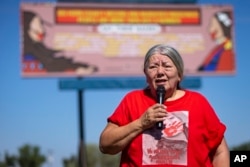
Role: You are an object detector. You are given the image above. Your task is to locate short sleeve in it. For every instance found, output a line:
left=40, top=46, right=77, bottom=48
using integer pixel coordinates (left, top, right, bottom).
left=107, top=89, right=151, bottom=127
left=107, top=93, right=130, bottom=126
left=201, top=95, right=226, bottom=150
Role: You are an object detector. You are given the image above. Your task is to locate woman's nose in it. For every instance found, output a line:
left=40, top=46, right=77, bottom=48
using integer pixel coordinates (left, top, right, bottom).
left=157, top=65, right=164, bottom=74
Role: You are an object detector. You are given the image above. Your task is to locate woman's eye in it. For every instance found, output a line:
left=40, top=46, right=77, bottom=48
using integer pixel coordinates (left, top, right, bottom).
left=148, top=64, right=172, bottom=70
left=164, top=65, right=172, bottom=69
left=149, top=65, right=157, bottom=69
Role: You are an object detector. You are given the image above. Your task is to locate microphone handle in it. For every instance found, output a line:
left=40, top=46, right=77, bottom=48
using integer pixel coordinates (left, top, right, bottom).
left=156, top=93, right=164, bottom=129
left=156, top=121, right=164, bottom=129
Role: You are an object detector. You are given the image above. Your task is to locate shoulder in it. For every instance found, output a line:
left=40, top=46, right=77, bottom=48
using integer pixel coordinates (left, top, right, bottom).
left=184, top=89, right=203, bottom=96
left=125, top=88, right=150, bottom=97
left=122, top=88, right=153, bottom=102
left=184, top=90, right=209, bottom=102
left=124, top=89, right=143, bottom=98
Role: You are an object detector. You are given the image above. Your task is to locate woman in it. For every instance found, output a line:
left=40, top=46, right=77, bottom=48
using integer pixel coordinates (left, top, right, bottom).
left=198, top=11, right=235, bottom=72
left=22, top=11, right=98, bottom=74
left=99, top=44, right=229, bottom=167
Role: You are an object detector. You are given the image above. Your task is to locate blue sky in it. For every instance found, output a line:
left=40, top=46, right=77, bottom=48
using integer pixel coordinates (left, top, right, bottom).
left=0, top=0, right=250, bottom=166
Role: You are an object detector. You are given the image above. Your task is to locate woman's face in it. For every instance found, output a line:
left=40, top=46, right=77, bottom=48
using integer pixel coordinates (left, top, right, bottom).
left=144, top=53, right=180, bottom=96
left=209, top=16, right=224, bottom=42
left=28, top=16, right=45, bottom=42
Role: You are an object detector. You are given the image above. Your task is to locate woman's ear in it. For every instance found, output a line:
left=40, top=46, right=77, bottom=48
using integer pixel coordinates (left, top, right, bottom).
left=178, top=74, right=182, bottom=82
left=144, top=70, right=150, bottom=84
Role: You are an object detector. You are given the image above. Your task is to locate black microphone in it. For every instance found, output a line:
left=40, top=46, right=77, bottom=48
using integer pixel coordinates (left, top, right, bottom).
left=156, top=85, right=166, bottom=129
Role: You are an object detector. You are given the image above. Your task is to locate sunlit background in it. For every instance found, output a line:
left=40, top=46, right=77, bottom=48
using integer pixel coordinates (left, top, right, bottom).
left=1, top=0, right=250, bottom=166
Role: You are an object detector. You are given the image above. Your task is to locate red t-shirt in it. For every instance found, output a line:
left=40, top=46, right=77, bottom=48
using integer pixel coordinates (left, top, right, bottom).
left=108, top=88, right=226, bottom=167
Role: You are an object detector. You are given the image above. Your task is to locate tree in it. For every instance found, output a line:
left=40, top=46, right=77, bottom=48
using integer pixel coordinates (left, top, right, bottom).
left=17, top=144, right=46, bottom=167
left=0, top=144, right=46, bottom=167
left=63, top=144, right=120, bottom=167
left=86, top=144, right=99, bottom=167
left=0, top=152, right=17, bottom=167
left=231, top=141, right=250, bottom=151
left=63, top=155, right=77, bottom=167
left=99, top=153, right=120, bottom=167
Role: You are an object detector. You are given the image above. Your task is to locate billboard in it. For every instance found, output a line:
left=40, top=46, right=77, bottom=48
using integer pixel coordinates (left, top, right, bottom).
left=20, top=3, right=235, bottom=77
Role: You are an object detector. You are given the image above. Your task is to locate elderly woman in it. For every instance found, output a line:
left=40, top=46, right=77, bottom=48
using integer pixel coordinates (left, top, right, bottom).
left=99, top=44, right=229, bottom=167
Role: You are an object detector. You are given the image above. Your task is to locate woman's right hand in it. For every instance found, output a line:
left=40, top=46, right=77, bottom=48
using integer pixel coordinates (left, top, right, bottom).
left=140, top=103, right=167, bottom=130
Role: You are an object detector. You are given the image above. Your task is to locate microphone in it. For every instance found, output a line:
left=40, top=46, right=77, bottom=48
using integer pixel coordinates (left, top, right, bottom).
left=156, top=85, right=166, bottom=129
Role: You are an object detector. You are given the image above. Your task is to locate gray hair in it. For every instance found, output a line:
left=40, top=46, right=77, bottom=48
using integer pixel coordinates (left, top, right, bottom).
left=143, top=44, right=184, bottom=80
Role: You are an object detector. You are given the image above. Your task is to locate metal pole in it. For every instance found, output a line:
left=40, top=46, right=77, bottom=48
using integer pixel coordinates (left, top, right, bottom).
left=78, top=89, right=87, bottom=167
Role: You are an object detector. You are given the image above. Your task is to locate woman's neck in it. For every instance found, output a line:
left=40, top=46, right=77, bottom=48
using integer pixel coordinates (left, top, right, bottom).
left=166, top=89, right=185, bottom=101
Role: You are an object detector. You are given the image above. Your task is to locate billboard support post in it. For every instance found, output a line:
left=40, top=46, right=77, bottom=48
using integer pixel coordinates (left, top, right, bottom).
left=78, top=88, right=87, bottom=167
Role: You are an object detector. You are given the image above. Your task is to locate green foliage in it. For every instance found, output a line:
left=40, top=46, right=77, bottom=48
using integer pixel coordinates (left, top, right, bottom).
left=0, top=152, right=17, bottom=167
left=63, top=155, right=77, bottom=167
left=17, top=144, right=46, bottom=167
left=0, top=163, right=7, bottom=167
left=63, top=144, right=120, bottom=167
left=231, top=141, right=250, bottom=151
left=0, top=144, right=46, bottom=167
left=99, top=153, right=120, bottom=167
left=86, top=144, right=99, bottom=167
left=4, top=153, right=17, bottom=167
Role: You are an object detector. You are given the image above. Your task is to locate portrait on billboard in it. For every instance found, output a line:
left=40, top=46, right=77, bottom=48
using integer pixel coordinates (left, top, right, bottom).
left=22, top=10, right=98, bottom=76
left=20, top=3, right=236, bottom=78
left=197, top=10, right=234, bottom=72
